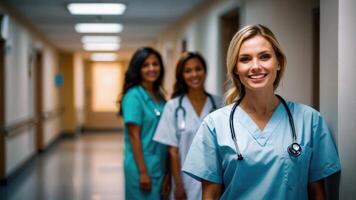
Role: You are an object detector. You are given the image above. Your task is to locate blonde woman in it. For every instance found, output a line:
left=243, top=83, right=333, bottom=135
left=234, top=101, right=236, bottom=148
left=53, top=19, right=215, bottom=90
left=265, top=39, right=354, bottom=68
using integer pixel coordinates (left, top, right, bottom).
left=182, top=25, right=341, bottom=199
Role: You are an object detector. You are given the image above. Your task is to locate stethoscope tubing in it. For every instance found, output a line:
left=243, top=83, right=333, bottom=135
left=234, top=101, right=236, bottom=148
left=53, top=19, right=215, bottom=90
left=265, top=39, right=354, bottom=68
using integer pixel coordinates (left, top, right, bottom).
left=229, top=94, right=301, bottom=160
left=175, top=93, right=217, bottom=130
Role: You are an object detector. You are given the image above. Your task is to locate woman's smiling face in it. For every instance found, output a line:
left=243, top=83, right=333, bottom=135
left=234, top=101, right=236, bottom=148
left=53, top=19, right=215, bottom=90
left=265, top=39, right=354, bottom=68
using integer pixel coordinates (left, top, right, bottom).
left=140, top=54, right=161, bottom=84
left=182, top=57, right=206, bottom=91
left=235, top=35, right=280, bottom=93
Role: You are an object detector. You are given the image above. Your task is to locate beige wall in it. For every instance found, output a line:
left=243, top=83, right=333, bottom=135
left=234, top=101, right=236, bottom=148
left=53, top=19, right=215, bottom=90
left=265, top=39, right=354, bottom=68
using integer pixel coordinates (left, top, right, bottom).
left=60, top=53, right=77, bottom=133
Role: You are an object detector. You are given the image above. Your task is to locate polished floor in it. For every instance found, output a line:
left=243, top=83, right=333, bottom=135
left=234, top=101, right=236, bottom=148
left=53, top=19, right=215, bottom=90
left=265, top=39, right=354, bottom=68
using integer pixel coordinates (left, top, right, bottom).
left=0, top=133, right=124, bottom=200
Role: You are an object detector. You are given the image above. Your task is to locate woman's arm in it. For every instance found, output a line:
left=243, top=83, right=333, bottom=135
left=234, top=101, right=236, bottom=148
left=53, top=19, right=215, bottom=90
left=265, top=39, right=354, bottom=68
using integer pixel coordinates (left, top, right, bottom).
left=127, top=123, right=151, bottom=192
left=202, top=180, right=222, bottom=200
left=168, top=146, right=187, bottom=200
left=308, top=179, right=326, bottom=200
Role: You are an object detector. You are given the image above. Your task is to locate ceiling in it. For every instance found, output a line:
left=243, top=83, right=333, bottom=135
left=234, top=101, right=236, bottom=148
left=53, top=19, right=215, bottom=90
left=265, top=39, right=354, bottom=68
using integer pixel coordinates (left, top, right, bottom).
left=3, top=0, right=205, bottom=54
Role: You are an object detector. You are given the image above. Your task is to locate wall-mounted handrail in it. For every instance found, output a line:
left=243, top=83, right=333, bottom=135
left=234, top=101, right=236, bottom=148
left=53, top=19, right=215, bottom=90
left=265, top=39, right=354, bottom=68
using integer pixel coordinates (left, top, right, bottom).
left=0, top=107, right=64, bottom=137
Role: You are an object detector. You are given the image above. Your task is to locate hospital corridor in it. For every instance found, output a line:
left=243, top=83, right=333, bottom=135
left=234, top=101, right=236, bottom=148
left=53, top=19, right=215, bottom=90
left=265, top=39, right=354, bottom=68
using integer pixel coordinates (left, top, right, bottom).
left=0, top=0, right=356, bottom=199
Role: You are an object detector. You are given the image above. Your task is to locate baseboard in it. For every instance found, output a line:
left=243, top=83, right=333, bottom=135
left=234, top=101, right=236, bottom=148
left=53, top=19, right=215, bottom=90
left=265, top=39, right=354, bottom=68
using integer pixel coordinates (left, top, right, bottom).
left=82, top=127, right=123, bottom=133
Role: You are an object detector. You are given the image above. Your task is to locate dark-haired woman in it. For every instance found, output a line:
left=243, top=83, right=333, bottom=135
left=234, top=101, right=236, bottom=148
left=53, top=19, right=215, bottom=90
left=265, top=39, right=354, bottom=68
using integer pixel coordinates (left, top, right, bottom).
left=153, top=52, right=223, bottom=200
left=121, top=47, right=168, bottom=200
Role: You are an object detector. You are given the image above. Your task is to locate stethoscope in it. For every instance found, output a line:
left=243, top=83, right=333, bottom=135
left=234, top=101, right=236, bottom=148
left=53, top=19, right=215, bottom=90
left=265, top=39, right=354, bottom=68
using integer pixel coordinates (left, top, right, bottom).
left=175, top=93, right=217, bottom=131
left=229, top=94, right=302, bottom=160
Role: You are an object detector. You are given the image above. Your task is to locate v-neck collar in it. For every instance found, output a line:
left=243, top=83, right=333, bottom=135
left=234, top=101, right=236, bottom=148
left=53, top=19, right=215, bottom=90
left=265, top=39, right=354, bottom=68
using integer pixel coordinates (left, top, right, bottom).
left=138, top=85, right=164, bottom=105
left=236, top=103, right=284, bottom=146
left=184, top=95, right=210, bottom=119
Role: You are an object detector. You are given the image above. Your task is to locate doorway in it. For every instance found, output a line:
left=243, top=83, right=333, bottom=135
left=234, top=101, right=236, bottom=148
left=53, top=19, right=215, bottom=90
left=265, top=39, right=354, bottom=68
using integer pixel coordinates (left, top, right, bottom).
left=34, top=51, right=44, bottom=151
left=219, top=8, right=239, bottom=92
left=84, top=62, right=124, bottom=131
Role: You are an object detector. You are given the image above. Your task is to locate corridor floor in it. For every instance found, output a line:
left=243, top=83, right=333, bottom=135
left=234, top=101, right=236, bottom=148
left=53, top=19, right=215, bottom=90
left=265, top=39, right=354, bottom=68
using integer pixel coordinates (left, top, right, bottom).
left=0, top=133, right=124, bottom=200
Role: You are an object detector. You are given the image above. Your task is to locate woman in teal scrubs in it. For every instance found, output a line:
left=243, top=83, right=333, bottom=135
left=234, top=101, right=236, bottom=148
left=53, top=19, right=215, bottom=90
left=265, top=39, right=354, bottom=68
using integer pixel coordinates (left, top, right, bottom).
left=182, top=25, right=341, bottom=199
left=121, top=47, right=169, bottom=200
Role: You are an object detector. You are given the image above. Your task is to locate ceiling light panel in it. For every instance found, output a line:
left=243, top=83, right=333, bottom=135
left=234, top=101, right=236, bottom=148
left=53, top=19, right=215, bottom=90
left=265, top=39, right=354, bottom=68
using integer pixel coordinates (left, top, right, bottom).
left=68, top=3, right=126, bottom=15
left=83, top=43, right=120, bottom=51
left=91, top=53, right=118, bottom=62
left=75, top=23, right=123, bottom=33
left=81, top=36, right=121, bottom=44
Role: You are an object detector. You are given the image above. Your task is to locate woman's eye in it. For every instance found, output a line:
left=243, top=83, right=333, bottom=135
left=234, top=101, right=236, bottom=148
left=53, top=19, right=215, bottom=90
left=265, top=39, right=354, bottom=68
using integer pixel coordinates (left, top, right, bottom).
left=260, top=54, right=271, bottom=60
left=184, top=69, right=192, bottom=74
left=239, top=57, right=250, bottom=63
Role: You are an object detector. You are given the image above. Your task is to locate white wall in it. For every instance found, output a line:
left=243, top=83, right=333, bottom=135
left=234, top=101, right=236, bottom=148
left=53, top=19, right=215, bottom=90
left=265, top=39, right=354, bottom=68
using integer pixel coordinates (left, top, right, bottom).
left=320, top=0, right=356, bottom=198
left=338, top=0, right=356, bottom=197
left=5, top=17, right=33, bottom=124
left=3, top=16, right=61, bottom=175
left=241, top=0, right=313, bottom=105
left=320, top=0, right=339, bottom=138
left=4, top=17, right=36, bottom=174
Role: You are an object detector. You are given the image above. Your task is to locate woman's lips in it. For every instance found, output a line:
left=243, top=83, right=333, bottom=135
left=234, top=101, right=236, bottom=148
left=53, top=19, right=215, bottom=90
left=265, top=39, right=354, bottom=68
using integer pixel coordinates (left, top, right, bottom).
left=248, top=74, right=267, bottom=79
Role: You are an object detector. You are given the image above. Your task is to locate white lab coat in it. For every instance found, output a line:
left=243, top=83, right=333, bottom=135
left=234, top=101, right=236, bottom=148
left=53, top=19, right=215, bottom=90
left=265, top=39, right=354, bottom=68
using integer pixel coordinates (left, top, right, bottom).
left=153, top=94, right=223, bottom=200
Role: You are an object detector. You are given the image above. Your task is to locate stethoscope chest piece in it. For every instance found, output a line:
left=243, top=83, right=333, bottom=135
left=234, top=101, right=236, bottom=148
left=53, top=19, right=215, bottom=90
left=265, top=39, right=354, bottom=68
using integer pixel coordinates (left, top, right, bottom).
left=287, top=142, right=302, bottom=157
left=154, top=108, right=161, bottom=117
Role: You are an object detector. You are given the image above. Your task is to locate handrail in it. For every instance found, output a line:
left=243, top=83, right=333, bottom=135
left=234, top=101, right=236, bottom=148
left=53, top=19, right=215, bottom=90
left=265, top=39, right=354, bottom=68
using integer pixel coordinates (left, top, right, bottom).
left=41, top=107, right=65, bottom=121
left=0, top=117, right=37, bottom=137
left=0, top=107, right=64, bottom=137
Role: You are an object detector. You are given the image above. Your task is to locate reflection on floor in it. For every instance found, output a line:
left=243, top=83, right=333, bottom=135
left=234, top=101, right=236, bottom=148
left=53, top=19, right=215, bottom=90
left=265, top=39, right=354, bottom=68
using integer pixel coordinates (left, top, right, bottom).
left=0, top=132, right=124, bottom=200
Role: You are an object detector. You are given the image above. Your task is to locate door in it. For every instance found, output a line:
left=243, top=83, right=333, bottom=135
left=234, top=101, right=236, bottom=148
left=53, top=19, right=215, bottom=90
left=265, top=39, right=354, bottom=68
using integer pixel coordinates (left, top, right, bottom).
left=84, top=61, right=125, bottom=131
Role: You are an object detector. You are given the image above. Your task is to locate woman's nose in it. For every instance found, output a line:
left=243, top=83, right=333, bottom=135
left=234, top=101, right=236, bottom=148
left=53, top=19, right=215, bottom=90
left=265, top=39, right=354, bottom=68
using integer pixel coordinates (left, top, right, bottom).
left=251, top=58, right=261, bottom=69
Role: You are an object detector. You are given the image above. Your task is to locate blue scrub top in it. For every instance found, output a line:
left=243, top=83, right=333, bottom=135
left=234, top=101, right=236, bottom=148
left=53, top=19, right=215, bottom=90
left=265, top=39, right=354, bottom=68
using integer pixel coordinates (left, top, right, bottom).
left=182, top=101, right=341, bottom=200
left=122, top=85, right=167, bottom=199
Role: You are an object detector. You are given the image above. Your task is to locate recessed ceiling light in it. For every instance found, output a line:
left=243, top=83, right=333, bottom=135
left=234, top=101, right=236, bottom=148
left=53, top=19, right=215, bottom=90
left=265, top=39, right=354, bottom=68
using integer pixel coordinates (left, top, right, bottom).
left=75, top=23, right=123, bottom=33
left=91, top=53, right=118, bottom=62
left=81, top=36, right=121, bottom=44
left=83, top=43, right=120, bottom=51
left=68, top=3, right=126, bottom=15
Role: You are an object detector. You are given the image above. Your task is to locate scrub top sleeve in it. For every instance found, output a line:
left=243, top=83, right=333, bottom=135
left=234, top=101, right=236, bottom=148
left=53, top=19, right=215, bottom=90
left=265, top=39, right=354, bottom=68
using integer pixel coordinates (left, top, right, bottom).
left=309, top=114, right=341, bottom=182
left=182, top=117, right=223, bottom=184
left=153, top=102, right=178, bottom=147
left=122, top=92, right=143, bottom=126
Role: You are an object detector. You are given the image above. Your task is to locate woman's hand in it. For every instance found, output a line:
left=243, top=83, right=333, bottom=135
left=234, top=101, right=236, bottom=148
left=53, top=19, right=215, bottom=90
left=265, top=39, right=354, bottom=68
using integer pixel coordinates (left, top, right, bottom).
left=161, top=173, right=171, bottom=199
left=174, top=184, right=187, bottom=200
left=139, top=172, right=152, bottom=192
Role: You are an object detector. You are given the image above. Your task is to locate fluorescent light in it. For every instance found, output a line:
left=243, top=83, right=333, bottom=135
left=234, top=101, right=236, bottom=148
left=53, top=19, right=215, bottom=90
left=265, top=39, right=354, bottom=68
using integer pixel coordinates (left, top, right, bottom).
left=83, top=43, right=120, bottom=51
left=75, top=23, right=123, bottom=33
left=68, top=3, right=126, bottom=15
left=81, top=36, right=121, bottom=44
left=91, top=53, right=118, bottom=62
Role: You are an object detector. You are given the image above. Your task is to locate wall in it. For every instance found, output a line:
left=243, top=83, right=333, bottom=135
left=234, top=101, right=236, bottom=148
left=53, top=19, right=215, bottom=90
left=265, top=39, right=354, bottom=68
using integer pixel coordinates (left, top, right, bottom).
left=60, top=53, right=76, bottom=133
left=338, top=0, right=356, bottom=197
left=2, top=15, right=61, bottom=175
left=320, top=0, right=339, bottom=138
left=42, top=48, right=61, bottom=145
left=4, top=17, right=36, bottom=174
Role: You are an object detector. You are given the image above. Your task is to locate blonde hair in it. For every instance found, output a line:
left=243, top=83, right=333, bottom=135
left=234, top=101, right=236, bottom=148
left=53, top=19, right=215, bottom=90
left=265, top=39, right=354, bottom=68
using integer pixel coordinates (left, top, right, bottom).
left=225, top=24, right=287, bottom=104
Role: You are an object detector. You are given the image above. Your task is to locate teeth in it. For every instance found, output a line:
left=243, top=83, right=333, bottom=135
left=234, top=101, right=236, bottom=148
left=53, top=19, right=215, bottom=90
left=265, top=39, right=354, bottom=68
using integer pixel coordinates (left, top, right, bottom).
left=250, top=74, right=265, bottom=79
